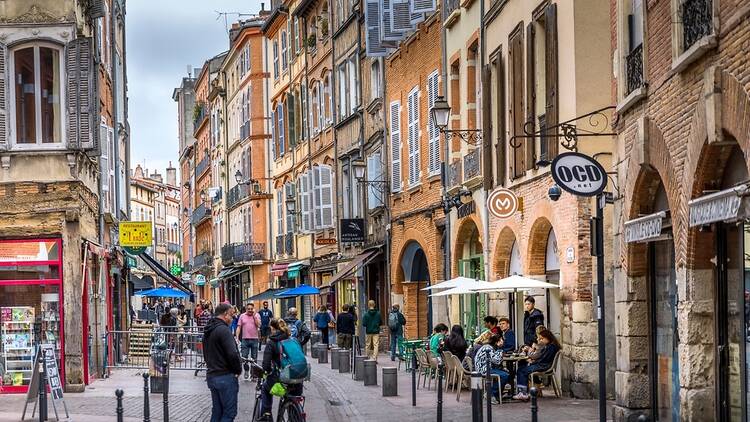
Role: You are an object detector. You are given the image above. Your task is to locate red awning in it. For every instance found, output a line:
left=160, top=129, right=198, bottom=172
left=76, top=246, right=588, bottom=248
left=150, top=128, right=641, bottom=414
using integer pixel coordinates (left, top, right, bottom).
left=271, top=263, right=289, bottom=276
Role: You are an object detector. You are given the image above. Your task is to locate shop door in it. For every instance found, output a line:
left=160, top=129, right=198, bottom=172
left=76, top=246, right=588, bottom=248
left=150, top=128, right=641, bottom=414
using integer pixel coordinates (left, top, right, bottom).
left=648, top=239, right=679, bottom=422
left=716, top=222, right=748, bottom=422
left=458, top=257, right=484, bottom=337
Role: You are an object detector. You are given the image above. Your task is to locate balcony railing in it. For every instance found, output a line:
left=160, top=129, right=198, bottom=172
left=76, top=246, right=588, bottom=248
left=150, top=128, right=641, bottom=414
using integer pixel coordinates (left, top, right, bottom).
left=191, top=202, right=211, bottom=226
left=195, top=155, right=210, bottom=178
left=448, top=159, right=462, bottom=189
left=625, top=44, right=644, bottom=95
left=193, top=251, right=211, bottom=269
left=682, top=0, right=712, bottom=51
left=240, top=121, right=250, bottom=140
left=227, top=184, right=250, bottom=209
left=443, top=0, right=460, bottom=22
left=285, top=233, right=294, bottom=255
left=167, top=243, right=180, bottom=254
left=463, top=148, right=481, bottom=181
left=222, top=242, right=266, bottom=265
left=276, top=235, right=284, bottom=256
left=193, top=104, right=207, bottom=133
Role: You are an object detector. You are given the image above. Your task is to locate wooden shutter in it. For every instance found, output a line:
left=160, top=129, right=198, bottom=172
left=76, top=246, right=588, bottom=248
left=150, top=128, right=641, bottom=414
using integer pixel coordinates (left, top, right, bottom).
left=277, top=104, right=285, bottom=154
left=313, top=166, right=322, bottom=228
left=493, top=54, right=506, bottom=186
left=285, top=182, right=294, bottom=233
left=277, top=188, right=284, bottom=235
left=301, top=171, right=311, bottom=231
left=67, top=37, right=97, bottom=151
left=301, top=85, right=307, bottom=140
left=509, top=29, right=524, bottom=179
left=288, top=93, right=296, bottom=146
left=525, top=23, right=536, bottom=170
left=545, top=3, right=559, bottom=159
left=389, top=101, right=402, bottom=192
left=270, top=109, right=276, bottom=160
left=408, top=88, right=420, bottom=186
left=366, top=0, right=389, bottom=57
left=320, top=166, right=334, bottom=227
left=0, top=42, right=7, bottom=151
left=482, top=64, right=493, bottom=190
left=427, top=71, right=440, bottom=176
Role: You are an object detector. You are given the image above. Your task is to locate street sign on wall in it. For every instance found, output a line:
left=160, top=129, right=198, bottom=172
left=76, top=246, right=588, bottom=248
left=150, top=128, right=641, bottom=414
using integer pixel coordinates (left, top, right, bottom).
left=119, top=221, right=153, bottom=247
left=487, top=188, right=519, bottom=219
left=340, top=219, right=365, bottom=243
left=550, top=152, right=608, bottom=197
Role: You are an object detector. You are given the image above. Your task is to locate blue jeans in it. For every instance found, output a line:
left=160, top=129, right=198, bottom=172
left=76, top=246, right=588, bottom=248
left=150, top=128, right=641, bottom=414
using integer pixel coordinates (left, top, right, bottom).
left=516, top=362, right=548, bottom=391
left=490, top=368, right=510, bottom=398
left=390, top=332, right=401, bottom=360
left=207, top=374, right=239, bottom=422
left=241, top=338, right=260, bottom=362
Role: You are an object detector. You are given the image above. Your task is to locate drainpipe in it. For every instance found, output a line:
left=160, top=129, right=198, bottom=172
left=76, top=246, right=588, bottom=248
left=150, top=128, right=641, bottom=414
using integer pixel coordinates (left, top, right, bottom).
left=264, top=35, right=274, bottom=286
left=479, top=0, right=491, bottom=322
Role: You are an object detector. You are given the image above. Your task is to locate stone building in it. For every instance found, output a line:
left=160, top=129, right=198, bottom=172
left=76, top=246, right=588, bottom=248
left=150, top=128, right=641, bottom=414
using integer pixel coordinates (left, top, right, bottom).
left=611, top=0, right=750, bottom=420
left=0, top=0, right=130, bottom=393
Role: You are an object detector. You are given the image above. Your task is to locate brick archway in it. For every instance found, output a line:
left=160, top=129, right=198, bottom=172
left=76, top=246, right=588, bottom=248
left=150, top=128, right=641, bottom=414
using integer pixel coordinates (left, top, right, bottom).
left=452, top=215, right=482, bottom=277
left=393, top=237, right=431, bottom=338
left=492, top=226, right=518, bottom=280
left=526, top=217, right=553, bottom=276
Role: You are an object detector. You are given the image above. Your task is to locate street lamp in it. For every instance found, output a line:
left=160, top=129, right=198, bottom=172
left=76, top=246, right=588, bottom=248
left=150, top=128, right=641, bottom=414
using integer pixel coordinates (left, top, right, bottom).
left=430, top=95, right=451, bottom=131
left=234, top=169, right=243, bottom=185
left=235, top=170, right=264, bottom=195
left=285, top=197, right=297, bottom=215
left=351, top=159, right=366, bottom=181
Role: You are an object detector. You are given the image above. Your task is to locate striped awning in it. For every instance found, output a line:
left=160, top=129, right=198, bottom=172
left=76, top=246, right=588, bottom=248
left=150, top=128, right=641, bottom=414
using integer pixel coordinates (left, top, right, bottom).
left=271, top=263, right=289, bottom=276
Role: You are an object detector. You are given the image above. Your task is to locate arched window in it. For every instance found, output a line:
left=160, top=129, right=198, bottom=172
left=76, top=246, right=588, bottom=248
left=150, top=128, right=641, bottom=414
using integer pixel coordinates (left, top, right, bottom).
left=323, top=73, right=332, bottom=124
left=310, top=82, right=319, bottom=134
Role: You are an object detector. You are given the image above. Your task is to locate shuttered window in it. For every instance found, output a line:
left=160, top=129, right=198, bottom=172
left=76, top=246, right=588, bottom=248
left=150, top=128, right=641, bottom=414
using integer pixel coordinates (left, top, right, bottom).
left=277, top=103, right=285, bottom=155
left=273, top=40, right=279, bottom=79
left=389, top=101, right=401, bottom=192
left=300, top=171, right=312, bottom=231
left=426, top=70, right=440, bottom=176
left=509, top=29, right=525, bottom=179
left=544, top=3, right=559, bottom=160
left=281, top=31, right=288, bottom=71
left=276, top=188, right=283, bottom=236
left=407, top=87, right=420, bottom=187
left=65, top=38, right=96, bottom=150
left=367, top=151, right=384, bottom=209
left=270, top=109, right=276, bottom=160
left=288, top=92, right=296, bottom=147
left=285, top=182, right=295, bottom=233
left=313, top=166, right=322, bottom=228
left=319, top=165, right=334, bottom=227
left=301, top=85, right=308, bottom=140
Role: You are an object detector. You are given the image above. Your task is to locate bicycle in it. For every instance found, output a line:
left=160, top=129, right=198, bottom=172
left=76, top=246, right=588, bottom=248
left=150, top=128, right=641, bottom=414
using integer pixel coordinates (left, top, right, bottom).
left=243, top=357, right=306, bottom=422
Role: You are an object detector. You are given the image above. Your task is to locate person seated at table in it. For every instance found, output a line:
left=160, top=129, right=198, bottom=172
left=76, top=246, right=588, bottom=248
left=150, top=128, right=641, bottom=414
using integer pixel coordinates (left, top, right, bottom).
left=440, top=325, right=468, bottom=361
left=429, top=323, right=449, bottom=357
left=498, top=317, right=515, bottom=353
left=473, top=316, right=499, bottom=345
left=513, top=329, right=561, bottom=401
left=522, top=325, right=547, bottom=354
left=473, top=333, right=509, bottom=404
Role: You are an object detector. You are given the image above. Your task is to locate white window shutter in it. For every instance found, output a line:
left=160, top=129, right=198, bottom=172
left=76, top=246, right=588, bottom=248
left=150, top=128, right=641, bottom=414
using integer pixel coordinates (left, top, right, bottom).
left=270, top=110, right=276, bottom=159
left=407, top=89, right=420, bottom=186
left=313, top=166, right=322, bottom=228
left=276, top=189, right=283, bottom=235
left=0, top=42, right=7, bottom=151
left=390, top=101, right=401, bottom=192
left=277, top=104, right=285, bottom=154
left=320, top=166, right=333, bottom=227
left=427, top=71, right=440, bottom=175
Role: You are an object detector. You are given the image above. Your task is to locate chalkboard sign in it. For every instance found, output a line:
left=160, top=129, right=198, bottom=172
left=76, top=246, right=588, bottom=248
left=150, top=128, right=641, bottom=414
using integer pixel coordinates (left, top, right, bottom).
left=21, top=344, right=68, bottom=421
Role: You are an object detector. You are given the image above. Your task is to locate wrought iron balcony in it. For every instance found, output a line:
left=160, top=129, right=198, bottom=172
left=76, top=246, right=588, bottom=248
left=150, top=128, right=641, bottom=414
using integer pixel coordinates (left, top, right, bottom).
left=448, top=159, right=462, bottom=189
left=682, top=0, right=712, bottom=51
left=222, top=242, right=266, bottom=265
left=193, top=103, right=208, bottom=133
left=275, top=235, right=284, bottom=256
left=167, top=243, right=180, bottom=254
left=227, top=184, right=250, bottom=209
left=626, top=45, right=644, bottom=95
left=191, top=202, right=211, bottom=226
left=285, top=233, right=294, bottom=255
left=443, top=0, right=460, bottom=23
left=463, top=148, right=481, bottom=181
left=193, top=251, right=211, bottom=269
left=195, top=155, right=210, bottom=178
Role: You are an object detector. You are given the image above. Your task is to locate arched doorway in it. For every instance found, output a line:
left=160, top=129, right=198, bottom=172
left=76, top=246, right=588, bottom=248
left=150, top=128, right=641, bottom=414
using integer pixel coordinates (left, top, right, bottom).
left=454, top=217, right=484, bottom=336
left=491, top=227, right=520, bottom=326
left=527, top=218, right=561, bottom=339
left=398, top=241, right=431, bottom=338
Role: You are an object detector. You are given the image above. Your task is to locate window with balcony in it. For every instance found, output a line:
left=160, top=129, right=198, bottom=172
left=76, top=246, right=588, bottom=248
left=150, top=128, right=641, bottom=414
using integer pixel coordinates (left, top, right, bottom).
left=670, top=0, right=715, bottom=72
left=11, top=44, right=63, bottom=146
left=526, top=4, right=558, bottom=163
left=622, top=0, right=645, bottom=97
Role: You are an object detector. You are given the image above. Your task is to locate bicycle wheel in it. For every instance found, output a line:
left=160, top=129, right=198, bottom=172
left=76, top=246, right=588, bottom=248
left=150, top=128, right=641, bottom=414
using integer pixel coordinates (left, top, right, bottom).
left=277, top=400, right=304, bottom=422
left=251, top=394, right=262, bottom=421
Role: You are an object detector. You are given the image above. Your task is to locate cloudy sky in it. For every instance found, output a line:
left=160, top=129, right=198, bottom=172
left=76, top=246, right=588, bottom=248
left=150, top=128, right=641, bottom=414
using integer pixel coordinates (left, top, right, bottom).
left=127, top=0, right=262, bottom=180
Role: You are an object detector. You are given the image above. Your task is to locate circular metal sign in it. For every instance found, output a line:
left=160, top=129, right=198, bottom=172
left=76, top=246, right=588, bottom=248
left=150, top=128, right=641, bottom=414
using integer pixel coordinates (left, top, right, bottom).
left=551, top=152, right=608, bottom=197
left=487, top=188, right=519, bottom=219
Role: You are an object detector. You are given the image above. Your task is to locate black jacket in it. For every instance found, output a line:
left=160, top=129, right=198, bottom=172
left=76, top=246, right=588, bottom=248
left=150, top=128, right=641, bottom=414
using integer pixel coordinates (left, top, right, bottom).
left=202, top=317, right=242, bottom=378
left=336, top=311, right=356, bottom=335
left=523, top=309, right=545, bottom=346
left=262, top=331, right=290, bottom=373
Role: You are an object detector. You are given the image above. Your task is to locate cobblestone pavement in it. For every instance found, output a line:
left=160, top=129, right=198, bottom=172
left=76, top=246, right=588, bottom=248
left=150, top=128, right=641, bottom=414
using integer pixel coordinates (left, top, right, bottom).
left=0, top=350, right=605, bottom=421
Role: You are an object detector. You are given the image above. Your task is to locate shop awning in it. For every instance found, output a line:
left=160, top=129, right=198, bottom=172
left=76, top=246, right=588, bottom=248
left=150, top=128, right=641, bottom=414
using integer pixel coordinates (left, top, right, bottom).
left=274, top=284, right=319, bottom=298
left=248, top=288, right=290, bottom=301
left=138, top=252, right=193, bottom=298
left=286, top=260, right=309, bottom=279
left=271, top=263, right=289, bottom=276
left=325, top=249, right=379, bottom=287
left=131, top=275, right=155, bottom=291
left=624, top=211, right=667, bottom=243
left=218, top=266, right=249, bottom=280
left=688, top=183, right=750, bottom=227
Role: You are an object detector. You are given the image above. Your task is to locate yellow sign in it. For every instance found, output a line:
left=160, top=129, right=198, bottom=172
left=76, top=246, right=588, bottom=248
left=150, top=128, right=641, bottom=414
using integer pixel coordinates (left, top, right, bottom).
left=119, top=221, right=153, bottom=247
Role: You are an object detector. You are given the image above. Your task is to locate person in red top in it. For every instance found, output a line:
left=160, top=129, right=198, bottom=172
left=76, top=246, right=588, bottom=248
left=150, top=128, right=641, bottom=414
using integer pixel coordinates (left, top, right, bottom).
left=235, top=303, right=261, bottom=380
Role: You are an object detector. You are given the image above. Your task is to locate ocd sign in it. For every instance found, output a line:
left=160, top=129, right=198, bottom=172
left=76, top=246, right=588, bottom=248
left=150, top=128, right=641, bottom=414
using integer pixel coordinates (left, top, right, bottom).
left=551, top=152, right=607, bottom=197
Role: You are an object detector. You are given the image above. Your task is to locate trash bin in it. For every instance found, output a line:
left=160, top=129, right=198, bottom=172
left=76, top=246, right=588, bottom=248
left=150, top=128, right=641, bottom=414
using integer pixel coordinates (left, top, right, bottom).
left=149, top=335, right=170, bottom=393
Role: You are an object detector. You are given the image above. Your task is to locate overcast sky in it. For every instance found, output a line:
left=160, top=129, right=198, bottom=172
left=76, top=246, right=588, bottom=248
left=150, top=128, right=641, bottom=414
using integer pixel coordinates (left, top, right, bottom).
left=127, top=0, right=262, bottom=180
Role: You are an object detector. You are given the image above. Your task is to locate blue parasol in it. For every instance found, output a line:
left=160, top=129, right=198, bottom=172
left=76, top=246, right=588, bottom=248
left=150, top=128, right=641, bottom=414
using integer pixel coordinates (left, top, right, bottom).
left=273, top=284, right=320, bottom=298
left=135, top=286, right=191, bottom=298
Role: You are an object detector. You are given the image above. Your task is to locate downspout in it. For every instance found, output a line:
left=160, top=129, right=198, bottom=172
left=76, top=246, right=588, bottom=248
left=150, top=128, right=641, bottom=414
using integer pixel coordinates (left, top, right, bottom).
left=355, top=8, right=369, bottom=330
left=381, top=56, right=391, bottom=315
left=122, top=0, right=131, bottom=220
left=302, top=15, right=315, bottom=288
left=479, top=0, right=491, bottom=328
left=264, top=34, right=274, bottom=285
left=220, top=68, right=229, bottom=276
left=109, top=0, right=121, bottom=334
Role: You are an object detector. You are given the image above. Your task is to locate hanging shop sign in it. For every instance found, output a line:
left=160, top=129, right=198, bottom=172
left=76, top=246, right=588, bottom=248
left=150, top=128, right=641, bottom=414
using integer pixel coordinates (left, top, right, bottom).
left=457, top=201, right=476, bottom=219
left=315, top=237, right=337, bottom=245
left=550, top=152, right=607, bottom=197
left=119, top=221, right=153, bottom=247
left=170, top=264, right=182, bottom=276
left=688, top=185, right=748, bottom=227
left=340, top=219, right=365, bottom=243
left=195, top=274, right=206, bottom=286
left=487, top=188, right=519, bottom=219
left=624, top=211, right=666, bottom=243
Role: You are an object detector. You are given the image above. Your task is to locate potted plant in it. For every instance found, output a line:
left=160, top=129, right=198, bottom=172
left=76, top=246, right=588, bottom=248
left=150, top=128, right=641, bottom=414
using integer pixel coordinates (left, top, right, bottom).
left=307, top=34, right=317, bottom=49
left=320, top=18, right=328, bottom=37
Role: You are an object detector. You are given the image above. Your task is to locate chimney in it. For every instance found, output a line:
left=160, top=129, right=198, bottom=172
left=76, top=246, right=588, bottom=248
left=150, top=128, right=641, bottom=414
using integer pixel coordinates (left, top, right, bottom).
left=134, top=164, right=144, bottom=179
left=259, top=3, right=271, bottom=17
left=166, top=161, right=177, bottom=187
left=150, top=171, right=163, bottom=184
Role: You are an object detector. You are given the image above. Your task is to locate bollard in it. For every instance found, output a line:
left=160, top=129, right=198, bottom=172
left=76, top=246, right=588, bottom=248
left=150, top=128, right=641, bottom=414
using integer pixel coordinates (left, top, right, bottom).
left=317, top=346, right=329, bottom=364
left=143, top=372, right=151, bottom=422
left=115, top=389, right=124, bottom=422
left=382, top=367, right=398, bottom=397
left=38, top=357, right=48, bottom=422
left=530, top=387, right=538, bottom=422
left=162, top=367, right=170, bottom=422
left=363, top=359, right=377, bottom=386
left=436, top=361, right=444, bottom=422
left=411, top=352, right=417, bottom=407
left=338, top=349, right=351, bottom=373
left=470, top=372, right=483, bottom=422
left=311, top=343, right=319, bottom=359
left=330, top=347, right=340, bottom=370
left=485, top=349, right=492, bottom=422
left=311, top=332, right=321, bottom=348
left=353, top=355, right=366, bottom=381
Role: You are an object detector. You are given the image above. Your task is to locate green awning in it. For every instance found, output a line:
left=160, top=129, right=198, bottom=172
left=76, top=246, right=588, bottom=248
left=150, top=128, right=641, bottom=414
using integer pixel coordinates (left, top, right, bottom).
left=286, top=261, right=307, bottom=279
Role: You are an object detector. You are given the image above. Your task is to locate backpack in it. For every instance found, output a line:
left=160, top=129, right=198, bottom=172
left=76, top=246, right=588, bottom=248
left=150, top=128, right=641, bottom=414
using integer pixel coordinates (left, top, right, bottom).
left=289, top=319, right=311, bottom=344
left=278, top=338, right=309, bottom=384
left=388, top=312, right=400, bottom=331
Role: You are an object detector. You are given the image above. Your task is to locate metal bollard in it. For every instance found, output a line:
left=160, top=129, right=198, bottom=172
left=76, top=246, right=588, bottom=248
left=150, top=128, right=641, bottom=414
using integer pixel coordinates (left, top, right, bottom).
left=470, top=372, right=483, bottom=422
left=382, top=367, right=398, bottom=397
left=338, top=349, right=351, bottom=373
left=330, top=346, right=340, bottom=370
left=38, top=357, right=48, bottom=422
left=311, top=343, right=320, bottom=359
left=485, top=349, right=492, bottom=422
left=436, top=361, right=444, bottom=422
left=143, top=372, right=151, bottom=422
left=363, top=359, right=377, bottom=386
left=115, top=389, right=124, bottom=422
left=317, top=346, right=329, bottom=364
left=353, top=355, right=366, bottom=381
left=530, top=387, right=538, bottom=422
left=311, top=332, right=321, bottom=348
left=411, top=352, right=417, bottom=407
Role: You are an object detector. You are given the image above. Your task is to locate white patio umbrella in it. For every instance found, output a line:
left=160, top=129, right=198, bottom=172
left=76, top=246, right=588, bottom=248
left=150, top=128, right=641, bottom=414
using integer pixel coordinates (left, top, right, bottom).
left=429, top=286, right=479, bottom=297
left=421, top=276, right=487, bottom=290
left=471, top=274, right=560, bottom=292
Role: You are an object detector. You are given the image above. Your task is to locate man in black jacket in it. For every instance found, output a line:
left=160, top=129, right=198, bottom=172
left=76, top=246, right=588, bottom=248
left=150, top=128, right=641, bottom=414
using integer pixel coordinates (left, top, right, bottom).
left=202, top=303, right=242, bottom=421
left=336, top=304, right=356, bottom=349
left=522, top=296, right=545, bottom=346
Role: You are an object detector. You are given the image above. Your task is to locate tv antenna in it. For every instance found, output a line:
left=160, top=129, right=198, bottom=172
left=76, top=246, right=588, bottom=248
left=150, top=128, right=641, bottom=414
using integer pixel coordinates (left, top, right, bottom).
left=215, top=11, right=260, bottom=32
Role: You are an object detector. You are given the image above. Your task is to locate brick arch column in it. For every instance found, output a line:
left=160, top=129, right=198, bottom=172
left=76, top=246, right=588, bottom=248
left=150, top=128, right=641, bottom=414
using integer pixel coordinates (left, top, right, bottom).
left=452, top=215, right=482, bottom=277
left=392, top=232, right=431, bottom=338
left=492, top=226, right=518, bottom=280
left=526, top=217, right=553, bottom=276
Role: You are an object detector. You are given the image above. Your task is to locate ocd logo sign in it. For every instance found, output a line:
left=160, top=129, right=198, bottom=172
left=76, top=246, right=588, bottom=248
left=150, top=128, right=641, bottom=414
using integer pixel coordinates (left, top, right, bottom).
left=551, top=152, right=607, bottom=197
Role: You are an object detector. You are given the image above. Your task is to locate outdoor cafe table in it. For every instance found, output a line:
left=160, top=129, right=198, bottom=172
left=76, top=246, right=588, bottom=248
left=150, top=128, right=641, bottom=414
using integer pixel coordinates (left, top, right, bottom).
left=502, top=354, right=529, bottom=396
left=402, top=338, right=426, bottom=371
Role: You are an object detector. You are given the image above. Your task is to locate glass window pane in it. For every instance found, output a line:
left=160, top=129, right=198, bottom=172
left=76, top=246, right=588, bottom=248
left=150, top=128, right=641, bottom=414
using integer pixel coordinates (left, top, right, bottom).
left=0, top=265, right=60, bottom=280
left=39, top=47, right=61, bottom=143
left=0, top=240, right=60, bottom=263
left=14, top=47, right=36, bottom=144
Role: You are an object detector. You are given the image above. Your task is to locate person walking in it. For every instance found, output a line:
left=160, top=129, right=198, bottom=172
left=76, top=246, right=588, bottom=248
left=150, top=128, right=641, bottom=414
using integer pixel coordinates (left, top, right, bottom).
left=326, top=305, right=336, bottom=345
left=202, top=303, right=242, bottom=422
left=258, top=301, right=274, bottom=345
left=198, top=303, right=212, bottom=328
left=336, top=304, right=356, bottom=350
left=313, top=305, right=332, bottom=347
left=283, top=307, right=311, bottom=348
left=257, top=318, right=304, bottom=421
left=236, top=303, right=262, bottom=380
left=387, top=304, right=406, bottom=361
left=523, top=296, right=545, bottom=346
left=362, top=300, right=382, bottom=361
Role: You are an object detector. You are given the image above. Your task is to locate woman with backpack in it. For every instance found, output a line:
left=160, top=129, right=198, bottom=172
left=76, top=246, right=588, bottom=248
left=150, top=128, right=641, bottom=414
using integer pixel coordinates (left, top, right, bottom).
left=313, top=305, right=332, bottom=348
left=258, top=318, right=304, bottom=421
left=387, top=304, right=406, bottom=361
